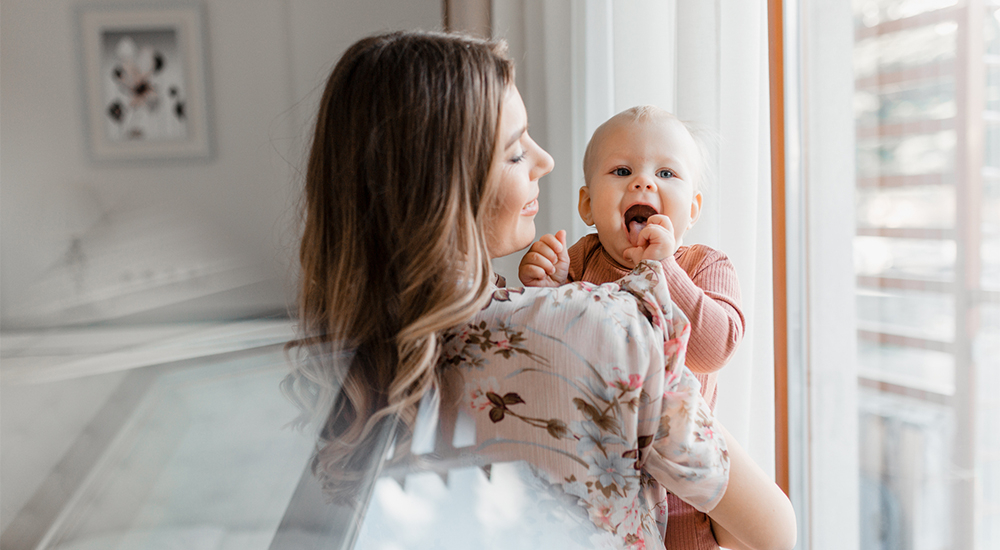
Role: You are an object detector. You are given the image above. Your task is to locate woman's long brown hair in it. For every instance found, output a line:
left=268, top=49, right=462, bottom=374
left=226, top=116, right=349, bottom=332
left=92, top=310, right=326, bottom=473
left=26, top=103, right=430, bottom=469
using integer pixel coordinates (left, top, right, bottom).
left=284, top=31, right=514, bottom=501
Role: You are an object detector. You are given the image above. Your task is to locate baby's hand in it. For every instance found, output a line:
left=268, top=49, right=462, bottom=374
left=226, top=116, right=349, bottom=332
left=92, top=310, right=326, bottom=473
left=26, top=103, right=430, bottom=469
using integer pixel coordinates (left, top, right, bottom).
left=518, top=230, right=570, bottom=287
left=622, top=215, right=677, bottom=267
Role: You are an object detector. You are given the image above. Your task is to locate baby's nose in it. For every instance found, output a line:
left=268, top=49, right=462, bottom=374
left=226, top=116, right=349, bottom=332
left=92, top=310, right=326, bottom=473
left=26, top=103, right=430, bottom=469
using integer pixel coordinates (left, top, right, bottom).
left=632, top=177, right=656, bottom=191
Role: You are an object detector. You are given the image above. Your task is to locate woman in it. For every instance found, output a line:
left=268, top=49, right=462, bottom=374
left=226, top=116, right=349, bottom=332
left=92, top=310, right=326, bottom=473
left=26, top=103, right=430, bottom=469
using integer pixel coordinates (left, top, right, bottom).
left=286, top=30, right=795, bottom=550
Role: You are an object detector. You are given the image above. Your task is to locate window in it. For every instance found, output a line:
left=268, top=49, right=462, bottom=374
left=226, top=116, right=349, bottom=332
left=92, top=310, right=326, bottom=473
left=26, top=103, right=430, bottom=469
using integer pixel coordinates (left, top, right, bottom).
left=779, top=0, right=1000, bottom=548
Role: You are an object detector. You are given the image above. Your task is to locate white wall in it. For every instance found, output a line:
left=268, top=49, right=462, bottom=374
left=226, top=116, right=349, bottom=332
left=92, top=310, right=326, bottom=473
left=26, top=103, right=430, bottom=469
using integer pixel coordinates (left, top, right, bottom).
left=0, top=0, right=441, bottom=329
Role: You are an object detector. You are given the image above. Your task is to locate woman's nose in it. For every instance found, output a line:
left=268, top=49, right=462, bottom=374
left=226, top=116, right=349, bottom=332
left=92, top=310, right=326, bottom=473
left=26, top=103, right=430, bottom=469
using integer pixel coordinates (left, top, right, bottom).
left=532, top=145, right=555, bottom=180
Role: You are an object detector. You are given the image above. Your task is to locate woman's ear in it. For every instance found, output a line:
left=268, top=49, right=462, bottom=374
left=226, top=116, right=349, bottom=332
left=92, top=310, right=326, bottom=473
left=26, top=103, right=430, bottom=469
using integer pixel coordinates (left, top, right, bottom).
left=688, top=191, right=703, bottom=229
left=578, top=186, right=595, bottom=226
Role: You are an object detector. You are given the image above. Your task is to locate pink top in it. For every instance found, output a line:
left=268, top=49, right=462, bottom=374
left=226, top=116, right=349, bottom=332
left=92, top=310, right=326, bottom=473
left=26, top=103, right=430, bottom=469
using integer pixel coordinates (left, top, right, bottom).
left=567, top=235, right=745, bottom=549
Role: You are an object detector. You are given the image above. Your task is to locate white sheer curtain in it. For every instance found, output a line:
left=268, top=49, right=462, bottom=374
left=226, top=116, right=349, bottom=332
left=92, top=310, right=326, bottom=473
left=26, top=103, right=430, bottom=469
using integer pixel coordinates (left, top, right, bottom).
left=492, top=0, right=775, bottom=474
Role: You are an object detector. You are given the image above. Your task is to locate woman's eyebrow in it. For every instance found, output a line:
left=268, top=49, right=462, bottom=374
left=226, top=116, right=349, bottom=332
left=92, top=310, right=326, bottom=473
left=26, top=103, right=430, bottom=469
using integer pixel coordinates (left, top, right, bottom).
left=505, top=125, right=527, bottom=149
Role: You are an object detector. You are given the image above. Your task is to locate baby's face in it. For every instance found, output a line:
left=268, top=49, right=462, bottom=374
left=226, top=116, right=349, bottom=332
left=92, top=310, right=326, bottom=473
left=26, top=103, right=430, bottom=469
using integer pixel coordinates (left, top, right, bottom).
left=579, top=116, right=703, bottom=267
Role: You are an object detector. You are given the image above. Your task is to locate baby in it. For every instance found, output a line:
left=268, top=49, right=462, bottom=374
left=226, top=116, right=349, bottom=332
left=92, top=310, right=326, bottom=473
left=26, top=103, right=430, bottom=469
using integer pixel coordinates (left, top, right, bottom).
left=518, top=106, right=745, bottom=548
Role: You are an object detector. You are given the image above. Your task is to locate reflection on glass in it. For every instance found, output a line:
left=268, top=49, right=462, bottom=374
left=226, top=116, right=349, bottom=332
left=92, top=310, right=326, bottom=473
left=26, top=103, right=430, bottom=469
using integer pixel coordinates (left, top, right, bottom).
left=854, top=23, right=957, bottom=79
left=852, top=3, right=998, bottom=549
left=853, top=0, right=959, bottom=28
left=853, top=236, right=956, bottom=280
left=987, top=125, right=1000, bottom=170
left=856, top=287, right=954, bottom=341
left=858, top=387, right=953, bottom=549
left=856, top=185, right=955, bottom=228
left=855, top=80, right=955, bottom=127
left=857, top=131, right=956, bottom=177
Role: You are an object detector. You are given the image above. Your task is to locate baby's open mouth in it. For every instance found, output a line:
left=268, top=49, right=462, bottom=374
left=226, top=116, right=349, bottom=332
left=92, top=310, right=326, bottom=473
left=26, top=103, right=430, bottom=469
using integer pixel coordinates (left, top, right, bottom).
left=624, top=204, right=658, bottom=246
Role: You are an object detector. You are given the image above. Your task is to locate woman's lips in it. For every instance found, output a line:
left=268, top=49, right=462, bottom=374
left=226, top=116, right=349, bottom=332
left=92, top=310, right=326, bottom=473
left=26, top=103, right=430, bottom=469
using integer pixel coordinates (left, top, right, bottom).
left=522, top=198, right=539, bottom=216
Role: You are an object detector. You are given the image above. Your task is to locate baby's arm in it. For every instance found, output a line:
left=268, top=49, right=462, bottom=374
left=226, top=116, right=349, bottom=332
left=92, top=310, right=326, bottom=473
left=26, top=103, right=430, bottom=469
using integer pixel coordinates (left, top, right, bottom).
left=662, top=249, right=745, bottom=373
left=518, top=230, right=570, bottom=287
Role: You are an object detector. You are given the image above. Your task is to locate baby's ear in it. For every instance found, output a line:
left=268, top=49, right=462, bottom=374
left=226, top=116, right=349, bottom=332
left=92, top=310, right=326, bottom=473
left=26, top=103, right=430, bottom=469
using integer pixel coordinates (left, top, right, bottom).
left=688, top=190, right=703, bottom=229
left=578, top=186, right=595, bottom=225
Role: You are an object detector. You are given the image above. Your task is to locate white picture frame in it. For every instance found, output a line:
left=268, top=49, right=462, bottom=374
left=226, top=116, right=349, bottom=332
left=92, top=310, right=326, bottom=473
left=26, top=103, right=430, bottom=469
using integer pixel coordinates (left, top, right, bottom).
left=78, top=3, right=211, bottom=161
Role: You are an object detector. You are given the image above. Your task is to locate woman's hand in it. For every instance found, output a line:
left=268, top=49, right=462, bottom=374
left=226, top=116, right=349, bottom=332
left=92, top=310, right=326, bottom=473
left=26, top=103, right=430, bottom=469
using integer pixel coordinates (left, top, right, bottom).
left=518, top=230, right=570, bottom=287
left=622, top=214, right=677, bottom=267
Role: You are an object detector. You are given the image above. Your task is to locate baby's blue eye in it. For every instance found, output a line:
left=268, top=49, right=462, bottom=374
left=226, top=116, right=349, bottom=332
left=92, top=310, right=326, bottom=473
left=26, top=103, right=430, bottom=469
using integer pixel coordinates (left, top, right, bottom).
left=658, top=169, right=675, bottom=178
left=613, top=167, right=631, bottom=176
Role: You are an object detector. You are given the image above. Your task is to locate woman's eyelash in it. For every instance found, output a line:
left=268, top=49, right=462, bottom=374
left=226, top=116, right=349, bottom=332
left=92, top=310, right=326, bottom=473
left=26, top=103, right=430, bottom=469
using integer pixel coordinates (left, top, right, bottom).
left=510, top=152, right=526, bottom=163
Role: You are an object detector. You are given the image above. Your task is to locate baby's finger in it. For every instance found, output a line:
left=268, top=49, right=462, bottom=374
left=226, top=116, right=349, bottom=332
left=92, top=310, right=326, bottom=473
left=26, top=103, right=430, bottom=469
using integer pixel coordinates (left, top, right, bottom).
left=530, top=236, right=561, bottom=264
left=646, top=214, right=675, bottom=234
left=519, top=264, right=550, bottom=283
left=522, top=250, right=556, bottom=274
left=554, top=229, right=567, bottom=249
left=537, top=233, right=564, bottom=256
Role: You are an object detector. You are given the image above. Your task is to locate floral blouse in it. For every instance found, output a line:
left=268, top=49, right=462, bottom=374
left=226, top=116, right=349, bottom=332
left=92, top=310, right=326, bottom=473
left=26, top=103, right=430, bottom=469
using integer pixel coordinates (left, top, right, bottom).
left=437, top=260, right=729, bottom=549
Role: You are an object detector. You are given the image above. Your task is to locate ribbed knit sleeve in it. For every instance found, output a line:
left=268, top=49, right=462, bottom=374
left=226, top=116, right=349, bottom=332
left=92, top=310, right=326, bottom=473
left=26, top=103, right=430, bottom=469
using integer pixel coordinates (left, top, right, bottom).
left=666, top=245, right=745, bottom=374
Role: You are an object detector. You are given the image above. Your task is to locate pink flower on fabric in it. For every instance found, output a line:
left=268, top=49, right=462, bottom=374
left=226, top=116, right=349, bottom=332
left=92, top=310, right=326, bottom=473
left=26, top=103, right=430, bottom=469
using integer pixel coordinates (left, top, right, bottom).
left=608, top=368, right=644, bottom=392
left=495, top=337, right=512, bottom=351
left=587, top=497, right=616, bottom=531
left=696, top=422, right=716, bottom=442
left=466, top=377, right=500, bottom=411
left=664, top=336, right=686, bottom=358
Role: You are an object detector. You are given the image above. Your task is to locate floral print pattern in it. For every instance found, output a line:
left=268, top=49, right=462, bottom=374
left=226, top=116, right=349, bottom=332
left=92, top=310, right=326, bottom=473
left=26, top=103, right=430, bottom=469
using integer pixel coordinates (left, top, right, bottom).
left=439, top=260, right=729, bottom=549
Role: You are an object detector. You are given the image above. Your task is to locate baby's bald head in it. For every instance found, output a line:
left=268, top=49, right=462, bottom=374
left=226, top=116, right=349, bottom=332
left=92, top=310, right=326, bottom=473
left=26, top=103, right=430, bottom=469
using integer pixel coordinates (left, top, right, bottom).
left=582, top=106, right=711, bottom=191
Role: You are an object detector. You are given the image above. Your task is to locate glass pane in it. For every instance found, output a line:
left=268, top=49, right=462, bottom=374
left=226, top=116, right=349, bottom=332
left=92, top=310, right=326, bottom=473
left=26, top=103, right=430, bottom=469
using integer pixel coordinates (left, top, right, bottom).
left=856, top=287, right=955, bottom=341
left=985, top=235, right=1000, bottom=291
left=853, top=0, right=959, bottom=28
left=857, top=131, right=956, bottom=178
left=1, top=346, right=316, bottom=550
left=854, top=23, right=957, bottom=79
left=856, top=185, right=955, bottom=228
left=976, top=302, right=1000, bottom=550
left=850, top=4, right=998, bottom=549
left=858, top=388, right=954, bottom=549
left=986, top=124, right=1000, bottom=170
left=855, top=79, right=955, bottom=127
left=858, top=340, right=955, bottom=392
left=854, top=236, right=955, bottom=280
left=988, top=66, right=1000, bottom=113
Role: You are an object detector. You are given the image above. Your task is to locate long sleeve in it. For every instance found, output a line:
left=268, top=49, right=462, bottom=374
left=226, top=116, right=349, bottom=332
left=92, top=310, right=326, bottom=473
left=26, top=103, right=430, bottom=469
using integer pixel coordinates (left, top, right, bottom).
left=439, top=260, right=729, bottom=547
left=665, top=245, right=744, bottom=375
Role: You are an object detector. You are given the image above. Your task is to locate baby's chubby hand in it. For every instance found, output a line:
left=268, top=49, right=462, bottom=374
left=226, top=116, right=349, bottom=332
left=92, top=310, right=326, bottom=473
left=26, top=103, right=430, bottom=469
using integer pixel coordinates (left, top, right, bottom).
left=518, top=230, right=570, bottom=287
left=622, top=214, right=677, bottom=267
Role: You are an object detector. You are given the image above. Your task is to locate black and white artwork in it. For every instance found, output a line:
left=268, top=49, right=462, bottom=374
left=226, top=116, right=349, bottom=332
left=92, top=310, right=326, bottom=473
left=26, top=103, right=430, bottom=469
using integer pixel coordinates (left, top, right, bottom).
left=80, top=4, right=210, bottom=161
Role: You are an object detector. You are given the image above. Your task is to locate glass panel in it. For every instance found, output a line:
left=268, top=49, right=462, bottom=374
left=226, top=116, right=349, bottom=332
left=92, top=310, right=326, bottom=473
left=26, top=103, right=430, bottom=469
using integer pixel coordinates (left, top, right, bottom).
left=855, top=79, right=955, bottom=127
left=856, top=185, right=955, bottom=228
left=985, top=234, right=1000, bottom=290
left=988, top=66, right=1000, bottom=113
left=854, top=236, right=955, bottom=280
left=853, top=0, right=959, bottom=28
left=987, top=124, right=1000, bottom=170
left=856, top=287, right=954, bottom=341
left=857, top=340, right=955, bottom=392
left=854, top=23, right=957, bottom=79
left=1, top=346, right=316, bottom=550
left=850, top=4, right=997, bottom=549
left=857, top=131, right=956, bottom=178
left=858, top=388, right=954, bottom=549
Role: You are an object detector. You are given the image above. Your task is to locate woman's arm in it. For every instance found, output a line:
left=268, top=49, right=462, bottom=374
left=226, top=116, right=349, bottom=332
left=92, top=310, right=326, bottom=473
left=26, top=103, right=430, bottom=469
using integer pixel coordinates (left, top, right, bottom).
left=707, top=423, right=797, bottom=550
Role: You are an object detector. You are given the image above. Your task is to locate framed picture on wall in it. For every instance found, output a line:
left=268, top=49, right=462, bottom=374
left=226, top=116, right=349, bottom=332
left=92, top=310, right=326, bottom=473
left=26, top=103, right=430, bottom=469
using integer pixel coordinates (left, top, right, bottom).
left=78, top=3, right=211, bottom=161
